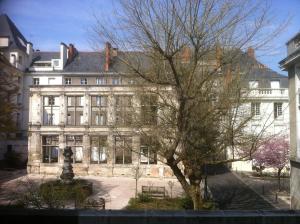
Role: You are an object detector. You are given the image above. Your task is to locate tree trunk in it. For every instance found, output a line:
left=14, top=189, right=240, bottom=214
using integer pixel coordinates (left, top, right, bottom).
left=190, top=183, right=203, bottom=210
left=278, top=168, right=282, bottom=192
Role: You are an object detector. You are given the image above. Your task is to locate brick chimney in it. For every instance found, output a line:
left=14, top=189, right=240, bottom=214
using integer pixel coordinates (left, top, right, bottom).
left=247, top=47, right=255, bottom=59
left=181, top=46, right=191, bottom=63
left=105, top=42, right=112, bottom=72
left=68, top=44, right=74, bottom=59
left=216, top=44, right=222, bottom=68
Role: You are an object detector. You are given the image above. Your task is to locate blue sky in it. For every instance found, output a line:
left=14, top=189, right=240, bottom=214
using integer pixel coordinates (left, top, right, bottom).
left=1, top=0, right=300, bottom=74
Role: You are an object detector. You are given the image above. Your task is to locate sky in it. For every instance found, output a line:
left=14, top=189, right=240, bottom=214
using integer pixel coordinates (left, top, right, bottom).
left=1, top=0, right=300, bottom=75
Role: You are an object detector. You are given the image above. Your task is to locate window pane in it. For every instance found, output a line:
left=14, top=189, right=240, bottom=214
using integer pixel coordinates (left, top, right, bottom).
left=90, top=136, right=107, bottom=164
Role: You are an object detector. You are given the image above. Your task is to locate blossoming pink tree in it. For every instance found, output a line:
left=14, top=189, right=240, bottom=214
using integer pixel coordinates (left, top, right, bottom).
left=252, top=136, right=289, bottom=191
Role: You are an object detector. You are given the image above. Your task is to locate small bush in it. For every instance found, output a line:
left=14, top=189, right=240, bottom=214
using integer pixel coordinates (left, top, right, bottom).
left=178, top=196, right=193, bottom=209
left=137, top=193, right=152, bottom=202
left=16, top=179, right=93, bottom=209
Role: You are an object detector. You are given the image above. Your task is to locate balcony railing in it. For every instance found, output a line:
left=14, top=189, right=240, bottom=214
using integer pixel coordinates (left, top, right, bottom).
left=248, top=88, right=288, bottom=98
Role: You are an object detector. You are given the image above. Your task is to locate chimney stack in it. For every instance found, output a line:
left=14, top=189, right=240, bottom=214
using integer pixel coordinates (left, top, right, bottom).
left=26, top=42, right=33, bottom=66
left=247, top=47, right=255, bottom=59
left=60, top=42, right=68, bottom=68
left=216, top=44, right=222, bottom=68
left=105, top=42, right=112, bottom=72
left=181, top=46, right=191, bottom=63
left=67, top=43, right=77, bottom=63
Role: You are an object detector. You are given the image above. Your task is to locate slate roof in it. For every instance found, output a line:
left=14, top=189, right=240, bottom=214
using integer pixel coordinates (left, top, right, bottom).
left=31, top=47, right=287, bottom=87
left=245, top=67, right=288, bottom=88
left=32, top=51, right=60, bottom=62
left=0, top=14, right=28, bottom=52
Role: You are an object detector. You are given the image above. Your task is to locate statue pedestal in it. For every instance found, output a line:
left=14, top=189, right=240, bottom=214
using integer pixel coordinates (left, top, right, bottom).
left=60, top=147, right=74, bottom=184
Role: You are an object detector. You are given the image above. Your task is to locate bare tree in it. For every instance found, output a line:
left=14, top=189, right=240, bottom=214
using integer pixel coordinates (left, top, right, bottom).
left=91, top=0, right=287, bottom=209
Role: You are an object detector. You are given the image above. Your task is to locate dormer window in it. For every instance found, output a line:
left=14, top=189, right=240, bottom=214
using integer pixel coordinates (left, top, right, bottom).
left=249, top=80, right=258, bottom=88
left=33, top=78, right=39, bottom=85
left=80, top=78, right=87, bottom=85
left=53, top=60, right=59, bottom=67
left=271, top=80, right=280, bottom=89
left=65, top=78, right=72, bottom=85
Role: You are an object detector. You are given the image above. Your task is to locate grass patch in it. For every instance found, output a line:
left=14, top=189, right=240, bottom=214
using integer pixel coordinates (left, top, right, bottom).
left=126, top=194, right=215, bottom=210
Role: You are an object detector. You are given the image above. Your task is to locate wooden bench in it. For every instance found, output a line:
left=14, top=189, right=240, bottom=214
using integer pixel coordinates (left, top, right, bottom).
left=84, top=197, right=105, bottom=210
left=142, top=186, right=165, bottom=198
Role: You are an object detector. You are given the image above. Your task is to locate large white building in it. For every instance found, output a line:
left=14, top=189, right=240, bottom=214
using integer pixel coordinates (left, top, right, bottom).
left=232, top=66, right=289, bottom=172
left=280, top=31, right=300, bottom=209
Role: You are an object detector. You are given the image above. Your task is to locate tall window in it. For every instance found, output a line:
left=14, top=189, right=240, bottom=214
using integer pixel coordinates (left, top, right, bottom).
left=140, top=136, right=157, bottom=164
left=18, top=55, right=22, bottom=65
left=91, top=96, right=107, bottom=126
left=274, top=102, right=283, bottom=119
left=42, top=136, right=59, bottom=163
left=33, top=78, right=39, bottom=85
left=67, top=96, right=84, bottom=125
left=115, top=96, right=132, bottom=126
left=251, top=102, right=260, bottom=116
left=91, top=136, right=107, bottom=164
left=141, top=95, right=158, bottom=125
left=80, top=78, right=87, bottom=85
left=115, top=136, right=132, bottom=164
left=43, top=96, right=59, bottom=125
left=66, top=135, right=83, bottom=163
left=96, top=77, right=106, bottom=85
left=65, top=78, right=72, bottom=85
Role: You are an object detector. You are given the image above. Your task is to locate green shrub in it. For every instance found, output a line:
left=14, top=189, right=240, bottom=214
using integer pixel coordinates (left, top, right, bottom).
left=137, top=193, right=152, bottom=202
left=178, top=196, right=193, bottom=210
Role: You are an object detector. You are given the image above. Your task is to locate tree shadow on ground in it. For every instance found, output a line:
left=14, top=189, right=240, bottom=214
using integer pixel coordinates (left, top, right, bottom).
left=208, top=172, right=275, bottom=210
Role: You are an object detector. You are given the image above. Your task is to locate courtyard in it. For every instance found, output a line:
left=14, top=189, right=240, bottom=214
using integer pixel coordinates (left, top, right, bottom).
left=0, top=169, right=290, bottom=210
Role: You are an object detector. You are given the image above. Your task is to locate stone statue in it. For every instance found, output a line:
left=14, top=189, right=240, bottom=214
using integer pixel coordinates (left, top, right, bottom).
left=60, top=147, right=74, bottom=184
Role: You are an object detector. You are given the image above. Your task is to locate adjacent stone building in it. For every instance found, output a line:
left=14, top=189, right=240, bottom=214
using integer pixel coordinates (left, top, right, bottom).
left=0, top=14, right=33, bottom=160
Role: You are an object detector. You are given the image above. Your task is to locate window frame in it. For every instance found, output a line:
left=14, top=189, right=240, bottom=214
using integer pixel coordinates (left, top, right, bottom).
left=42, top=135, right=59, bottom=163
left=90, top=136, right=108, bottom=164
left=91, top=96, right=108, bottom=126
left=140, top=136, right=157, bottom=165
left=67, top=96, right=84, bottom=126
left=141, top=94, right=158, bottom=125
left=65, top=78, right=72, bottom=85
left=80, top=78, right=88, bottom=85
left=43, top=96, right=59, bottom=125
left=114, top=136, right=132, bottom=164
left=251, top=102, right=260, bottom=117
left=33, top=78, right=40, bottom=85
left=66, top=135, right=83, bottom=163
left=115, top=95, right=133, bottom=126
left=274, top=102, right=283, bottom=119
